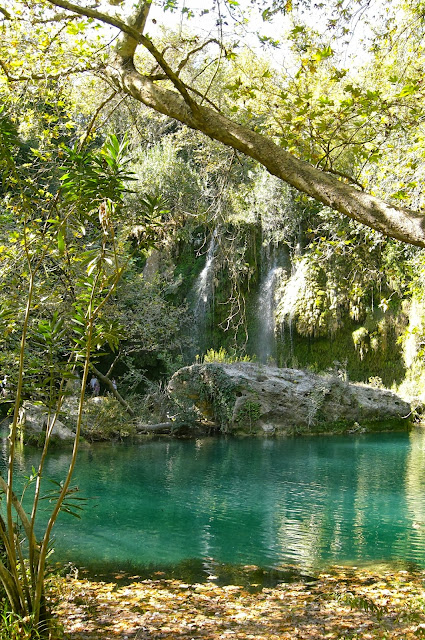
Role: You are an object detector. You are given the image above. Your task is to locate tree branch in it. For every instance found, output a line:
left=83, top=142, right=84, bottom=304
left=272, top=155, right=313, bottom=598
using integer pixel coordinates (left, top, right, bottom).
left=41, top=0, right=425, bottom=247
left=0, top=6, right=11, bottom=20
left=78, top=90, right=118, bottom=151
left=45, top=0, right=198, bottom=110
left=33, top=12, right=77, bottom=23
left=90, top=365, right=135, bottom=417
left=0, top=62, right=101, bottom=83
left=38, top=0, right=142, bottom=37
left=137, top=33, right=198, bottom=110
left=318, top=166, right=365, bottom=191
left=106, top=353, right=120, bottom=378
left=176, top=39, right=223, bottom=74
left=107, top=58, right=425, bottom=247
left=0, top=60, right=12, bottom=81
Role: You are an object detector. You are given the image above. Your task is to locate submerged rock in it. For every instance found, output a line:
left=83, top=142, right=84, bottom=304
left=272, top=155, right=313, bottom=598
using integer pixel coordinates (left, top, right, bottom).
left=168, top=363, right=411, bottom=435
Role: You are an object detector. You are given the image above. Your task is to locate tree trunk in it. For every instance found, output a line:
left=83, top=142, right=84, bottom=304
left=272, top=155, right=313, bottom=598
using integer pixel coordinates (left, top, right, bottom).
left=136, top=421, right=204, bottom=434
left=137, top=421, right=177, bottom=433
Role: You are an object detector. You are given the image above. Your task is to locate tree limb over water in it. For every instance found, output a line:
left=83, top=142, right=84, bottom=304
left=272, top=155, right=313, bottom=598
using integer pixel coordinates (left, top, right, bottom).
left=35, top=0, right=425, bottom=248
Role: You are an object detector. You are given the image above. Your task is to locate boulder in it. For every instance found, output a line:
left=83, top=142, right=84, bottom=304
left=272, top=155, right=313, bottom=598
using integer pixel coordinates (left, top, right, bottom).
left=18, top=401, right=74, bottom=441
left=168, top=363, right=411, bottom=435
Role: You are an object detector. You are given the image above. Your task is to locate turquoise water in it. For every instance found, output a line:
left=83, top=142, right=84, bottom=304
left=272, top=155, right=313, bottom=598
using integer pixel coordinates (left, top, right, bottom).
left=2, top=429, right=425, bottom=578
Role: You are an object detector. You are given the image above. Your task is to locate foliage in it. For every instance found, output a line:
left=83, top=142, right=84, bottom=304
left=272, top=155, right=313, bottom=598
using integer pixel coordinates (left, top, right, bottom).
left=3, top=0, right=422, bottom=368
left=235, top=398, right=262, bottom=430
left=106, top=271, right=191, bottom=388
left=0, top=604, right=41, bottom=640
left=3, top=0, right=425, bottom=246
left=202, top=347, right=253, bottom=364
left=3, top=0, right=425, bottom=632
left=306, top=380, right=333, bottom=428
left=0, top=105, right=136, bottom=633
left=352, top=326, right=370, bottom=360
left=197, top=365, right=238, bottom=431
left=81, top=397, right=136, bottom=441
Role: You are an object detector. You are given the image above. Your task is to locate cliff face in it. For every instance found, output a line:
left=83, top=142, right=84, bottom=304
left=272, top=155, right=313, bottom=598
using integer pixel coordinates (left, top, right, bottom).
left=168, top=363, right=411, bottom=435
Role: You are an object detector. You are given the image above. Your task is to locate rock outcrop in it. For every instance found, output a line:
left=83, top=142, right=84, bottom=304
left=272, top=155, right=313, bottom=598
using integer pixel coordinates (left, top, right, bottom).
left=168, top=363, right=411, bottom=435
left=18, top=400, right=74, bottom=441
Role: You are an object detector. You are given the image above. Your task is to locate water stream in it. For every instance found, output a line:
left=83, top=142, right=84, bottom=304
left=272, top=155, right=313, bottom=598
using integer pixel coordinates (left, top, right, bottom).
left=255, top=245, right=289, bottom=364
left=2, top=429, right=425, bottom=580
left=189, top=229, right=217, bottom=356
left=256, top=266, right=280, bottom=363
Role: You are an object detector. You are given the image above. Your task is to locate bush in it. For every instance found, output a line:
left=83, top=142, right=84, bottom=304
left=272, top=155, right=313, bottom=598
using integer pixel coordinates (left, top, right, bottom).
left=82, top=397, right=136, bottom=441
left=202, top=347, right=253, bottom=364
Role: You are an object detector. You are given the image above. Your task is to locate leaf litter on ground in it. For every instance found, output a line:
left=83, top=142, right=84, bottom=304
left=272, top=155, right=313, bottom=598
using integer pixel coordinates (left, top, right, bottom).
left=49, top=566, right=425, bottom=639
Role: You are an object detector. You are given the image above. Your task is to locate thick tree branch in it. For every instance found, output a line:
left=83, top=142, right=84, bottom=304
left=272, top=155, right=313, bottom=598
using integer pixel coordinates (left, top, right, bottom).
left=136, top=421, right=205, bottom=434
left=107, top=58, right=425, bottom=247
left=45, top=0, right=198, bottom=110
left=43, top=0, right=425, bottom=247
left=137, top=34, right=197, bottom=109
left=0, top=6, right=11, bottom=19
left=38, top=0, right=142, bottom=37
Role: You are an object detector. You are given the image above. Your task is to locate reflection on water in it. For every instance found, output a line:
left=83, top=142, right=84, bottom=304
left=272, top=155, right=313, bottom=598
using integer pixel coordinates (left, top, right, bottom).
left=405, top=429, right=425, bottom=560
left=1, top=429, right=424, bottom=576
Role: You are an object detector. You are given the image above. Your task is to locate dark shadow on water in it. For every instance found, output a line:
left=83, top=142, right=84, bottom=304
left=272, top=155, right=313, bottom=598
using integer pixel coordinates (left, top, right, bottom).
left=54, top=557, right=317, bottom=591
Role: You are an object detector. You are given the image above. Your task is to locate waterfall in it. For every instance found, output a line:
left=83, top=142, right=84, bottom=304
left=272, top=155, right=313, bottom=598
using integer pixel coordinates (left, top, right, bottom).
left=256, top=265, right=280, bottom=363
left=277, top=258, right=308, bottom=362
left=194, top=228, right=217, bottom=314
left=190, top=229, right=217, bottom=357
left=278, top=259, right=308, bottom=322
left=254, top=243, right=293, bottom=364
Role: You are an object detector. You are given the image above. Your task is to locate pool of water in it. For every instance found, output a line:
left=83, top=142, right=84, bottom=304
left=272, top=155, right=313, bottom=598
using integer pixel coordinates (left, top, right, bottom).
left=2, top=429, right=425, bottom=578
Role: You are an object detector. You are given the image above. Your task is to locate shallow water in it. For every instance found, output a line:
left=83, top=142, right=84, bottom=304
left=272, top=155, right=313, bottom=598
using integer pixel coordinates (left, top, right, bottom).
left=2, top=429, right=425, bottom=578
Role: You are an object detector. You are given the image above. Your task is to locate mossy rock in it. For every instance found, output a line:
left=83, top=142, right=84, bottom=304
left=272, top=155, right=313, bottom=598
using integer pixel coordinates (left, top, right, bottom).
left=168, top=362, right=411, bottom=436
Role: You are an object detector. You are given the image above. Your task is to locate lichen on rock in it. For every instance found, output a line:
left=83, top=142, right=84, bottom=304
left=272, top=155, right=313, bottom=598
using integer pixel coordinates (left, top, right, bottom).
left=168, top=362, right=411, bottom=435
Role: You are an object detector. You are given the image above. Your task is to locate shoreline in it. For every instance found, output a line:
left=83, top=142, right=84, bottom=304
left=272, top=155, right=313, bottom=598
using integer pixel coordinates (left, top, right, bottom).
left=51, top=565, right=425, bottom=639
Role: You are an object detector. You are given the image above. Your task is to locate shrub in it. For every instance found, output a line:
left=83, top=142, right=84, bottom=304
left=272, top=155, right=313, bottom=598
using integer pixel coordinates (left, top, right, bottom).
left=202, top=347, right=253, bottom=364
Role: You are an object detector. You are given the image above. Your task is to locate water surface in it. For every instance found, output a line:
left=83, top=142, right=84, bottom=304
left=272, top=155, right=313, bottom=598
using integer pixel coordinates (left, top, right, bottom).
left=2, top=429, right=425, bottom=578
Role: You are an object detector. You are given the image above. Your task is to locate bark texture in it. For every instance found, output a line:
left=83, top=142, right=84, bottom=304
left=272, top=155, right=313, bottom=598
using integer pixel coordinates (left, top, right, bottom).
left=46, top=0, right=425, bottom=247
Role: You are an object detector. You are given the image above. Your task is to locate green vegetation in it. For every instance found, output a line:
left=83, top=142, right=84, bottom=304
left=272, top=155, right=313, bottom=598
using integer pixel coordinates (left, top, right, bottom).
left=235, top=398, right=262, bottom=432
left=202, top=348, right=253, bottom=364
left=0, top=112, right=137, bottom=632
left=2, top=0, right=425, bottom=635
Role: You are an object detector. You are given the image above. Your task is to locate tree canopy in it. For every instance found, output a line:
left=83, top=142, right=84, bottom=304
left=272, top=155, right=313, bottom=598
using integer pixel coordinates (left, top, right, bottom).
left=2, top=0, right=425, bottom=245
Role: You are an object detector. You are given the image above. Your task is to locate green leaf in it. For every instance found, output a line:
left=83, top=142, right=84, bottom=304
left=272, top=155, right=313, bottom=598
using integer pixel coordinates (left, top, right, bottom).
left=398, top=83, right=419, bottom=97
left=57, top=228, right=65, bottom=255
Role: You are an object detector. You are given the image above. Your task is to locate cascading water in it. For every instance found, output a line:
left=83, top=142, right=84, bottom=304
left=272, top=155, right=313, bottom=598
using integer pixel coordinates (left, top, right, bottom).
left=194, top=228, right=217, bottom=314
left=278, top=258, right=308, bottom=322
left=256, top=265, right=281, bottom=364
left=277, top=258, right=308, bottom=362
left=190, top=229, right=218, bottom=357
